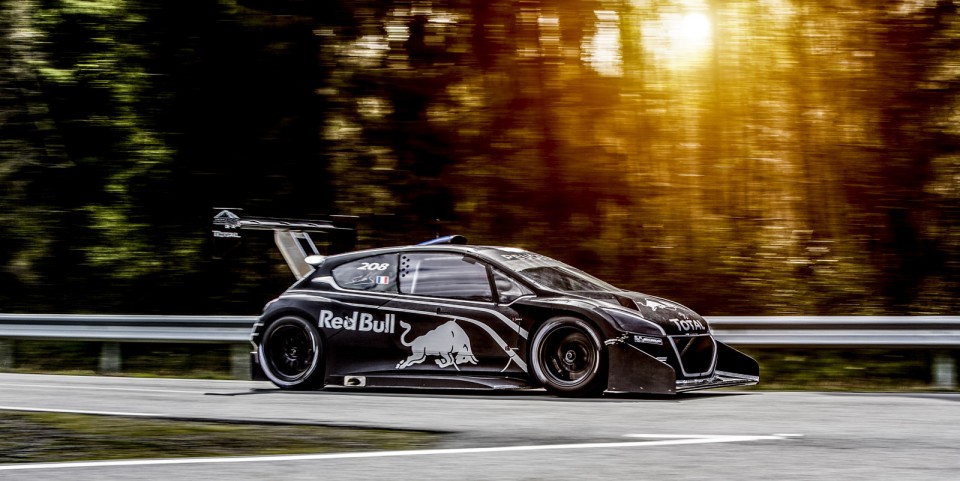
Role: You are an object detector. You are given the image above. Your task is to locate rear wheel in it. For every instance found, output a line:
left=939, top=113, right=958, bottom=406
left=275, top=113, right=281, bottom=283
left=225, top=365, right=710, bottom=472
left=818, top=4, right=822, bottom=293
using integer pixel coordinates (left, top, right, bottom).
left=259, top=316, right=324, bottom=390
left=530, top=317, right=606, bottom=397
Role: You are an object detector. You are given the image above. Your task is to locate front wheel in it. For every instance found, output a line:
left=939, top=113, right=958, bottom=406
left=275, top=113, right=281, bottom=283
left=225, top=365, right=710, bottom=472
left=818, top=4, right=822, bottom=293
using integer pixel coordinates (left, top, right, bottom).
left=530, top=317, right=607, bottom=397
left=259, top=316, right=325, bottom=390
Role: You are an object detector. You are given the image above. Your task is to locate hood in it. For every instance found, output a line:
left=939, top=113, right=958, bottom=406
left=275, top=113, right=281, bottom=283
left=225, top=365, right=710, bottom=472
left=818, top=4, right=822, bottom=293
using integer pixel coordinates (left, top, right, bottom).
left=572, top=291, right=710, bottom=335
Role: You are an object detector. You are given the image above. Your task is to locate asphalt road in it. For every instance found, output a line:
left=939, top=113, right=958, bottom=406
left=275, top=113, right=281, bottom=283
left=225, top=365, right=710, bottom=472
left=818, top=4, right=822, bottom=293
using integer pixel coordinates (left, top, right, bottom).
left=0, top=373, right=957, bottom=480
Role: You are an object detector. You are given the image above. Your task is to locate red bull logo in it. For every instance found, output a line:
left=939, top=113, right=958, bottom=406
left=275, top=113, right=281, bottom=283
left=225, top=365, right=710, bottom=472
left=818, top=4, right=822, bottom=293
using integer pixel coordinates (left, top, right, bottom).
left=396, top=320, right=479, bottom=371
left=318, top=310, right=396, bottom=333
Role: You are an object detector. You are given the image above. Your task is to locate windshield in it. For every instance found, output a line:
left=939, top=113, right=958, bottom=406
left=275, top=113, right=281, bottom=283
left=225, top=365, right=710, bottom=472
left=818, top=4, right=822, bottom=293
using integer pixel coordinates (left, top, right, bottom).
left=482, top=248, right=620, bottom=292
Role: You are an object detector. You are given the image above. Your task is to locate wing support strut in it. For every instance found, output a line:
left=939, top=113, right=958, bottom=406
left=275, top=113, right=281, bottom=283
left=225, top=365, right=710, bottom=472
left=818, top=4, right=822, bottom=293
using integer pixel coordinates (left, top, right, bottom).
left=211, top=207, right=356, bottom=279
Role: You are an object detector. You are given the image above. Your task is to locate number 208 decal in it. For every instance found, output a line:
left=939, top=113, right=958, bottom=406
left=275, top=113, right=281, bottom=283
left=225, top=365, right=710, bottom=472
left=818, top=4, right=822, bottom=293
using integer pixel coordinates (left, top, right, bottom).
left=357, top=263, right=390, bottom=271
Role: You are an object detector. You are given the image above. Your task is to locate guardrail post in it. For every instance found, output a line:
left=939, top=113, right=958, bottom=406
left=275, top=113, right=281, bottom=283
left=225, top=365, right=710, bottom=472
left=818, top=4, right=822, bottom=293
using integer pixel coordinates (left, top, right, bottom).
left=932, top=351, right=957, bottom=390
left=99, top=342, right=121, bottom=374
left=230, top=343, right=251, bottom=380
left=0, top=339, right=12, bottom=369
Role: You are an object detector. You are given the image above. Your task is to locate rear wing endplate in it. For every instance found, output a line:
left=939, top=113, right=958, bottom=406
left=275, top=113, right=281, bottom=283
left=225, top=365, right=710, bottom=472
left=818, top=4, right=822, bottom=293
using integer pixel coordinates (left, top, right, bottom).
left=212, top=208, right=356, bottom=279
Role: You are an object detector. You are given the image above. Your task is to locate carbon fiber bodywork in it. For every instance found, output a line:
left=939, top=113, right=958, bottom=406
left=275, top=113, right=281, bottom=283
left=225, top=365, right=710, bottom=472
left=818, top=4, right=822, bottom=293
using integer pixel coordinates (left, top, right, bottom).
left=250, top=243, right=759, bottom=396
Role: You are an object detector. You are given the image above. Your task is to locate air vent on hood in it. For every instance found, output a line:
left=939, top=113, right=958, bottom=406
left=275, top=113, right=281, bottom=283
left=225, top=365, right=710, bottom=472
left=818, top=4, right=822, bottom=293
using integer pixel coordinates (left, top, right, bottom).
left=614, top=294, right=641, bottom=311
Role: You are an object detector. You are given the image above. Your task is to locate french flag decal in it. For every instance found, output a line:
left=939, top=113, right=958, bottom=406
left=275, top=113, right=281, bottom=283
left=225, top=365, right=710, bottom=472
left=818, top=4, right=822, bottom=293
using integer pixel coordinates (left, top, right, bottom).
left=375, top=276, right=390, bottom=285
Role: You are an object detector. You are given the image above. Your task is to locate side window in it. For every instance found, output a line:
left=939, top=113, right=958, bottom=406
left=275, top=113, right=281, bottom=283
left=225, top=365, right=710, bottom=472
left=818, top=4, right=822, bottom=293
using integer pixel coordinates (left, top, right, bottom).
left=492, top=268, right=533, bottom=304
left=399, top=253, right=492, bottom=301
left=331, top=254, right=398, bottom=293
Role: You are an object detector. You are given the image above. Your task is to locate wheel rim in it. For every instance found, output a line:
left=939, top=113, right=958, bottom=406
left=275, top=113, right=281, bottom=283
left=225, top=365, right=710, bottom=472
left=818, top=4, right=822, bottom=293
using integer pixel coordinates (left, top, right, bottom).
left=266, top=324, right=315, bottom=381
left=540, top=326, right=597, bottom=386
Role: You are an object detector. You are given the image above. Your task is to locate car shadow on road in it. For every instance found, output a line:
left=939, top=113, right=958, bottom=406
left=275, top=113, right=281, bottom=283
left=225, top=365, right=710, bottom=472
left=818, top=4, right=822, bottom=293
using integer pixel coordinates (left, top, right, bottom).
left=209, top=386, right=754, bottom=402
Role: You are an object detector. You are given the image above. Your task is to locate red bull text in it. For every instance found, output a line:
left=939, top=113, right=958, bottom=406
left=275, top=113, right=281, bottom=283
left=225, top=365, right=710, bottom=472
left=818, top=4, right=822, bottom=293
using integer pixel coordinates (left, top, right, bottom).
left=318, top=310, right=397, bottom=334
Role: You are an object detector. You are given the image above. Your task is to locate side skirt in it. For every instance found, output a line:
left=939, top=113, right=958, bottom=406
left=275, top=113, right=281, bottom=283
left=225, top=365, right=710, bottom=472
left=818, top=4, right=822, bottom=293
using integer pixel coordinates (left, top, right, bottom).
left=331, top=373, right=534, bottom=391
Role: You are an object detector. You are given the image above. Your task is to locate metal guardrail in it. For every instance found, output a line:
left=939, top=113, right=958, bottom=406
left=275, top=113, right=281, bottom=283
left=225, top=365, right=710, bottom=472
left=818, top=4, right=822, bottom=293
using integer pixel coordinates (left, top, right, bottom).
left=0, top=314, right=257, bottom=380
left=3, top=314, right=958, bottom=345
left=706, top=316, right=959, bottom=389
left=707, top=316, right=960, bottom=348
left=0, top=314, right=956, bottom=388
left=0, top=313, right=254, bottom=343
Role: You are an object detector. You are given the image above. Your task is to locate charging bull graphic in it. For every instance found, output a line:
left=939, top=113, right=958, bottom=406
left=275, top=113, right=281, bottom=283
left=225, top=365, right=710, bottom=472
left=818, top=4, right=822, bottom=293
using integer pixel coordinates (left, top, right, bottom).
left=396, top=320, right=479, bottom=371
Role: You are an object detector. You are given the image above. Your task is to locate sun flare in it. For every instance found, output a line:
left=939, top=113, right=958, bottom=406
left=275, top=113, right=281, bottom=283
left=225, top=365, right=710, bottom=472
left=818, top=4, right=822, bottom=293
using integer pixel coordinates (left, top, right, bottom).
left=642, top=10, right=714, bottom=69
left=671, top=12, right=712, bottom=47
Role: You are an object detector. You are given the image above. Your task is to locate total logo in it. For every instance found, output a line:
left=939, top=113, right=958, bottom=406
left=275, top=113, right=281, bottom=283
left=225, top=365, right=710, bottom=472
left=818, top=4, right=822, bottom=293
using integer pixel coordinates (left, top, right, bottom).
left=669, top=318, right=706, bottom=332
left=318, top=309, right=396, bottom=334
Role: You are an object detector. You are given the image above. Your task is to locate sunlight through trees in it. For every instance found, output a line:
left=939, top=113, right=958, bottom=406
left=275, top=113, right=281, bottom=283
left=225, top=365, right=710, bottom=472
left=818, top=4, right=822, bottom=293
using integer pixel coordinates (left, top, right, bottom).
left=1, top=0, right=958, bottom=316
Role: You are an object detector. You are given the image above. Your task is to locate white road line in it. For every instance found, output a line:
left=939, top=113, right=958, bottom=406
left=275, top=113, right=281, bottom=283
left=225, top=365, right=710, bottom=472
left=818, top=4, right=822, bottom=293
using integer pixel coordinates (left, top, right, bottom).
left=624, top=434, right=804, bottom=440
left=0, top=406, right=160, bottom=417
left=0, top=433, right=801, bottom=471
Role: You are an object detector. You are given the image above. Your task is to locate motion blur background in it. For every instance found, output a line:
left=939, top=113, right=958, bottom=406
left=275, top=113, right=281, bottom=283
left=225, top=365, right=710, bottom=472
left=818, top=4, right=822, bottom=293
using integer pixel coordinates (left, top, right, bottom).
left=1, top=0, right=958, bottom=319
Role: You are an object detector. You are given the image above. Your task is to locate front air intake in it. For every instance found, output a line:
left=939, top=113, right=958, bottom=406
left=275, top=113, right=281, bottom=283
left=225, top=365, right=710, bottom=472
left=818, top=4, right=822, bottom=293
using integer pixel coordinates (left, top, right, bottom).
left=670, top=335, right=717, bottom=377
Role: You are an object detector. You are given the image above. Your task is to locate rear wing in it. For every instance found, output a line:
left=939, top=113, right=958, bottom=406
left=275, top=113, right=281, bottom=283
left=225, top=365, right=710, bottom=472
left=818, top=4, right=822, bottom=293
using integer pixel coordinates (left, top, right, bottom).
left=212, top=208, right=356, bottom=279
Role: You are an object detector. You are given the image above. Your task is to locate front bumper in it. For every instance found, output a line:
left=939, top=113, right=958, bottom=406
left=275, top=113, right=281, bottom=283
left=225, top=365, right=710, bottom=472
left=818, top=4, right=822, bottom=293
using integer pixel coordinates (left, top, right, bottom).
left=676, top=371, right=759, bottom=392
left=605, top=337, right=759, bottom=395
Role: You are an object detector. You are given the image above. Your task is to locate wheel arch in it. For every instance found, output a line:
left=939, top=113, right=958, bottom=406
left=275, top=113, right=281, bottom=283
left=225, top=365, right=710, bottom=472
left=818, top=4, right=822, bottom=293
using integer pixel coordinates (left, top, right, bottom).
left=515, top=301, right=620, bottom=348
left=255, top=296, right=336, bottom=346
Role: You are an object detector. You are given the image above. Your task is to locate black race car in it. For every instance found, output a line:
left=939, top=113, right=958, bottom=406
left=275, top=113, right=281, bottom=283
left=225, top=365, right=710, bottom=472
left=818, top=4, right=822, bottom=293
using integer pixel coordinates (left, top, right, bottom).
left=224, top=214, right=759, bottom=397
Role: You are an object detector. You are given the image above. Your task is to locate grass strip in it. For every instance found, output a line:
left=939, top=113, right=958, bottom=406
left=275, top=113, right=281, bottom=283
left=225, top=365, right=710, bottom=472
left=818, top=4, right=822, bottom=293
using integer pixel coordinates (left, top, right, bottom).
left=0, top=411, right=441, bottom=464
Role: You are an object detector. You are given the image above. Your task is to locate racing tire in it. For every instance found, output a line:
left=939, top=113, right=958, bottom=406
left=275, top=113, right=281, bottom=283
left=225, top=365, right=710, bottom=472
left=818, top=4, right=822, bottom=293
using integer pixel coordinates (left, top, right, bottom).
left=259, top=316, right=325, bottom=390
left=530, top=317, right=607, bottom=397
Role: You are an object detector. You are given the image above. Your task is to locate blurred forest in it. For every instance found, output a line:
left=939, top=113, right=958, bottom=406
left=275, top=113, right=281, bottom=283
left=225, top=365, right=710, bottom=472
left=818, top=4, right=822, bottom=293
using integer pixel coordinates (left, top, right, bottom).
left=1, top=0, right=958, bottom=316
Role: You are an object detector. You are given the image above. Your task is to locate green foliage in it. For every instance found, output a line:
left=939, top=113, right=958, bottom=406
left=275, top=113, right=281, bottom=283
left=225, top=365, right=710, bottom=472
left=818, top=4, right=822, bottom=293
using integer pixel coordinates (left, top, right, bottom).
left=120, top=343, right=232, bottom=378
left=0, top=410, right=440, bottom=463
left=11, top=340, right=100, bottom=374
left=7, top=340, right=235, bottom=378
left=742, top=348, right=939, bottom=391
left=0, top=0, right=958, bottom=316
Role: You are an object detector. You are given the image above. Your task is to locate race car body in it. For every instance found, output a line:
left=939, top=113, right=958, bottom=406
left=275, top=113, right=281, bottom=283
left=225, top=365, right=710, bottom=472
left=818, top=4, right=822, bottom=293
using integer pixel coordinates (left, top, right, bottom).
left=249, top=240, right=759, bottom=397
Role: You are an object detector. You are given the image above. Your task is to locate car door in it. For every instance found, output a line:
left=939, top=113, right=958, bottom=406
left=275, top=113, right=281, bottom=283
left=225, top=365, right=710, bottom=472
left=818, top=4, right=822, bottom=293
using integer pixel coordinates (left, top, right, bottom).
left=383, top=252, right=528, bottom=376
left=321, top=252, right=402, bottom=375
